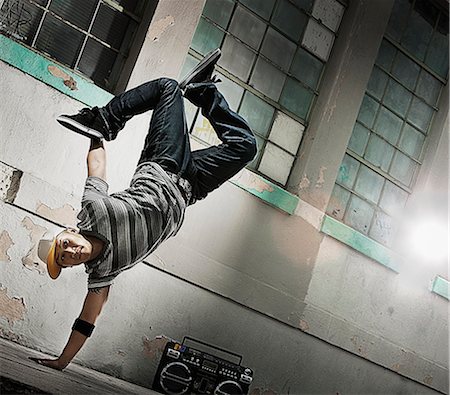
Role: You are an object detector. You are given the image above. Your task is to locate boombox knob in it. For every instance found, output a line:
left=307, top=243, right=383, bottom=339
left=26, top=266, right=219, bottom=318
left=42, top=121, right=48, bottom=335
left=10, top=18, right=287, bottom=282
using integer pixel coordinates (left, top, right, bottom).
left=214, top=380, right=243, bottom=395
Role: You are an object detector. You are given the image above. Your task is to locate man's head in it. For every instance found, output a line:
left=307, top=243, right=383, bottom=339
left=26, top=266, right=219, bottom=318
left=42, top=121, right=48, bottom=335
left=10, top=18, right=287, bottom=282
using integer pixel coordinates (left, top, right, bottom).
left=38, top=228, right=93, bottom=279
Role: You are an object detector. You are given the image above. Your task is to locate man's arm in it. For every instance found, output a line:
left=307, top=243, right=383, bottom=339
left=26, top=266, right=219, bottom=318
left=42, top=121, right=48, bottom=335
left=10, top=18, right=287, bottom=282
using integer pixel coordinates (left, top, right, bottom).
left=31, top=286, right=110, bottom=370
left=87, top=139, right=106, bottom=180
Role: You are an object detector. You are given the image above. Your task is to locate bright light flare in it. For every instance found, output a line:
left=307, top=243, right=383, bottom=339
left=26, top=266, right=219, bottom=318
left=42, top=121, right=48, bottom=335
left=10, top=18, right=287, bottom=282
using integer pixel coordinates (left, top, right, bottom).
left=406, top=218, right=448, bottom=263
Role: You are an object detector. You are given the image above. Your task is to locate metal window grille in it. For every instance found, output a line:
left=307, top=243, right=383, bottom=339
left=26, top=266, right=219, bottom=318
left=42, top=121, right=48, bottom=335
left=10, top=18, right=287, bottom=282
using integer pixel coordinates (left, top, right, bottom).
left=0, top=0, right=148, bottom=91
left=327, top=0, right=449, bottom=247
left=182, top=0, right=346, bottom=187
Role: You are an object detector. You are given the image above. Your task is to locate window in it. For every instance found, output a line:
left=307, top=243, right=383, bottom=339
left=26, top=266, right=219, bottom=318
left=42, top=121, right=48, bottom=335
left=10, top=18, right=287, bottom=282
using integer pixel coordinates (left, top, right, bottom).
left=327, top=0, right=449, bottom=247
left=181, top=0, right=346, bottom=186
left=0, top=0, right=153, bottom=92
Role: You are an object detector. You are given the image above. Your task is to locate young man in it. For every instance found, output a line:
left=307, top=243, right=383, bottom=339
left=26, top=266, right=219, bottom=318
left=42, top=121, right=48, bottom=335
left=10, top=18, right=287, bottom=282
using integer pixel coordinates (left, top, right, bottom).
left=33, top=49, right=257, bottom=370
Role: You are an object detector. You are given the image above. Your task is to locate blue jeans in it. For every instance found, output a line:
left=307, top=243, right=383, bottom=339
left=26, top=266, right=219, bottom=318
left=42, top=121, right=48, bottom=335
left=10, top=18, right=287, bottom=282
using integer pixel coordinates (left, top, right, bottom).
left=100, top=78, right=257, bottom=201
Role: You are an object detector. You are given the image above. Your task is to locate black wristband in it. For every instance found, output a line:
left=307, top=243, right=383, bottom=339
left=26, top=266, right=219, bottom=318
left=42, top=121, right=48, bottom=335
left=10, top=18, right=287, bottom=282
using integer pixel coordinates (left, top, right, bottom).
left=72, top=318, right=95, bottom=337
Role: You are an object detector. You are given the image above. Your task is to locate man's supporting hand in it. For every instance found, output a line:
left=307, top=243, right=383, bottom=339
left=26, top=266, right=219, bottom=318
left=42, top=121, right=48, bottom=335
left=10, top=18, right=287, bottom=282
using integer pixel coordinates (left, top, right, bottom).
left=29, top=357, right=68, bottom=371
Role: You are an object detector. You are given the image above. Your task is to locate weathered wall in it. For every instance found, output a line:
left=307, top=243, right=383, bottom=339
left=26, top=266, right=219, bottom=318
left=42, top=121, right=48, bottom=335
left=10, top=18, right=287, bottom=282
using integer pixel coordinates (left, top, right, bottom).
left=0, top=0, right=448, bottom=393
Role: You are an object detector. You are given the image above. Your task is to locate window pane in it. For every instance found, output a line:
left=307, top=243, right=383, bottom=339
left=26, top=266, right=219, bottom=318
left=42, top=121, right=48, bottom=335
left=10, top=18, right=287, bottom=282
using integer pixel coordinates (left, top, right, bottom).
left=258, top=142, right=295, bottom=185
left=373, top=106, right=402, bottom=145
left=250, top=57, right=286, bottom=101
left=229, top=5, right=266, bottom=50
left=348, top=123, right=370, bottom=156
left=78, top=39, right=117, bottom=89
left=354, top=165, right=385, bottom=204
left=292, top=0, right=313, bottom=13
left=386, top=0, right=410, bottom=42
left=0, top=0, right=43, bottom=44
left=376, top=40, right=396, bottom=71
left=203, top=0, right=234, bottom=28
left=49, top=0, right=97, bottom=31
left=391, top=52, right=420, bottom=90
left=192, top=114, right=222, bottom=145
left=215, top=73, right=244, bottom=110
left=379, top=180, right=409, bottom=216
left=383, top=78, right=412, bottom=117
left=279, top=77, right=314, bottom=120
left=337, top=154, right=360, bottom=189
left=269, top=111, right=305, bottom=154
left=415, top=70, right=442, bottom=106
left=398, top=123, right=425, bottom=159
left=238, top=91, right=275, bottom=136
left=367, top=67, right=388, bottom=100
left=191, top=17, right=224, bottom=56
left=311, top=0, right=345, bottom=33
left=400, top=6, right=434, bottom=61
left=344, top=194, right=374, bottom=235
left=389, top=150, right=417, bottom=186
left=425, top=14, right=449, bottom=78
left=92, top=4, right=135, bottom=49
left=327, top=184, right=351, bottom=220
left=357, top=94, right=379, bottom=128
left=240, top=0, right=276, bottom=20
left=369, top=211, right=396, bottom=247
left=302, top=18, right=334, bottom=61
left=35, top=14, right=84, bottom=67
left=290, top=47, right=324, bottom=90
left=271, top=0, right=307, bottom=42
left=219, top=35, right=256, bottom=81
left=407, top=97, right=434, bottom=133
left=261, top=27, right=296, bottom=71
left=364, top=134, right=394, bottom=172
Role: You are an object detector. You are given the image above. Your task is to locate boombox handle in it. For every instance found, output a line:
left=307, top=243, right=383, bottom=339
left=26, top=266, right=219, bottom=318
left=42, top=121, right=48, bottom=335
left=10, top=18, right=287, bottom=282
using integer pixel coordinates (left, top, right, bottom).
left=182, top=336, right=243, bottom=365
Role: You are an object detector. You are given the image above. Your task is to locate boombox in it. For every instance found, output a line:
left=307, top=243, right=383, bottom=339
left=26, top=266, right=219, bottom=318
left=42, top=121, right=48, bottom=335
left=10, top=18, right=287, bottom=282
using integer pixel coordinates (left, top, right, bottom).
left=152, top=337, right=253, bottom=394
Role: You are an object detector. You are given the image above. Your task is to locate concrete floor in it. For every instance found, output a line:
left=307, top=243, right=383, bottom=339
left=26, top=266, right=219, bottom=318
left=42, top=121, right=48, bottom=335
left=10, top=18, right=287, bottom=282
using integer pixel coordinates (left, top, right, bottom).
left=0, top=337, right=160, bottom=394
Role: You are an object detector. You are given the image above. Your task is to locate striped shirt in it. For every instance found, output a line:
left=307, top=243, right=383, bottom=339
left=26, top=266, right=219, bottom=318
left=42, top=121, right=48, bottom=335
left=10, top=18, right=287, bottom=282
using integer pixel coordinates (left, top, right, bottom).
left=77, top=162, right=192, bottom=289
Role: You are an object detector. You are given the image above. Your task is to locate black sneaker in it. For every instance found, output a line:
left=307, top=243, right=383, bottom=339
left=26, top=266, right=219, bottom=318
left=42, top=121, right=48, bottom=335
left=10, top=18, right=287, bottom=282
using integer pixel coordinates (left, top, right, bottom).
left=179, top=48, right=221, bottom=90
left=57, top=107, right=109, bottom=140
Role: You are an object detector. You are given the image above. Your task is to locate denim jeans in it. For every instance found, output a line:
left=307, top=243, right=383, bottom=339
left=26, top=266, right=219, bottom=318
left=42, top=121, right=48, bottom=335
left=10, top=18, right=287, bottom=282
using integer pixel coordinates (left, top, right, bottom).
left=99, top=78, right=257, bottom=201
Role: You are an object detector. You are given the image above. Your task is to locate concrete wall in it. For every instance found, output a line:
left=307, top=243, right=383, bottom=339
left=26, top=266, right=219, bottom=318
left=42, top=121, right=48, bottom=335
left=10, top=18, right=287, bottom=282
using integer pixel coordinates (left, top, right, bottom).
left=0, top=0, right=448, bottom=394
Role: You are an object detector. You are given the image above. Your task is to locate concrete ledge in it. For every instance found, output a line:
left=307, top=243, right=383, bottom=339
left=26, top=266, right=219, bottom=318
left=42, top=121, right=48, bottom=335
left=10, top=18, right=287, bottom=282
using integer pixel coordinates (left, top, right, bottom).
left=431, top=276, right=449, bottom=301
left=230, top=169, right=299, bottom=215
left=320, top=215, right=400, bottom=273
left=0, top=35, right=113, bottom=107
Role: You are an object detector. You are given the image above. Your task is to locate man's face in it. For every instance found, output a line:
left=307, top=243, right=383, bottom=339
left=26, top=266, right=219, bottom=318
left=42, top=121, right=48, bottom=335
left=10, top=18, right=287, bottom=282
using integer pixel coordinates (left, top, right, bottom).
left=54, top=229, right=93, bottom=267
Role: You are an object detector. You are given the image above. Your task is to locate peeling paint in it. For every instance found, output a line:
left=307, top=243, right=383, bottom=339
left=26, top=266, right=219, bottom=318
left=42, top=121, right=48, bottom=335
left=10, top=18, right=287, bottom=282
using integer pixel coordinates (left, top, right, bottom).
left=299, top=174, right=310, bottom=190
left=21, top=217, right=47, bottom=273
left=36, top=202, right=77, bottom=226
left=47, top=65, right=77, bottom=90
left=423, top=375, right=433, bottom=385
left=142, top=335, right=170, bottom=359
left=232, top=170, right=274, bottom=194
left=0, top=287, right=26, bottom=324
left=0, top=230, right=14, bottom=262
left=392, top=363, right=401, bottom=372
left=147, top=15, right=175, bottom=41
left=315, top=166, right=327, bottom=188
left=299, top=319, right=310, bottom=331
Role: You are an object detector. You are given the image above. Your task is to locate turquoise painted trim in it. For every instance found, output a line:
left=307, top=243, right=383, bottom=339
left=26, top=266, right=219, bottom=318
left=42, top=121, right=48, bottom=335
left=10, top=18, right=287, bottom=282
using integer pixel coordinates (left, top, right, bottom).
left=230, top=172, right=299, bottom=215
left=321, top=215, right=400, bottom=272
left=0, top=35, right=113, bottom=107
left=431, top=276, right=449, bottom=300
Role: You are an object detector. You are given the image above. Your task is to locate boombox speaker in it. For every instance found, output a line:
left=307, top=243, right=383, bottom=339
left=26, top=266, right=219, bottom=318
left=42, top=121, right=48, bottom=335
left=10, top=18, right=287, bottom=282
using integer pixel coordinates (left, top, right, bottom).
left=152, top=336, right=253, bottom=394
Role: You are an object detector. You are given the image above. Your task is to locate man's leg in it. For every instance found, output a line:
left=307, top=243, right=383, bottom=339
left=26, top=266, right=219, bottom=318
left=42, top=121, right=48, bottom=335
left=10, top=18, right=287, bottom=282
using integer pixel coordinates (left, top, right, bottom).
left=185, top=83, right=257, bottom=200
left=101, top=78, right=193, bottom=176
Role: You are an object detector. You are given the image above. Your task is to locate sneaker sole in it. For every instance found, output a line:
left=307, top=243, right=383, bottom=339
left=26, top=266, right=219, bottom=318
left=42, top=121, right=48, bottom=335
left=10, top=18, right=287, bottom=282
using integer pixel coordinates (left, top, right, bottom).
left=57, top=116, right=104, bottom=140
left=179, top=48, right=221, bottom=90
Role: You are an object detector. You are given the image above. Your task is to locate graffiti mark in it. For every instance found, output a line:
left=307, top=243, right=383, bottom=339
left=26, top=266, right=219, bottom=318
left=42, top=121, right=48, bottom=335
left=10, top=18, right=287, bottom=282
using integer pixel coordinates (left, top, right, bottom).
left=0, top=0, right=33, bottom=41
